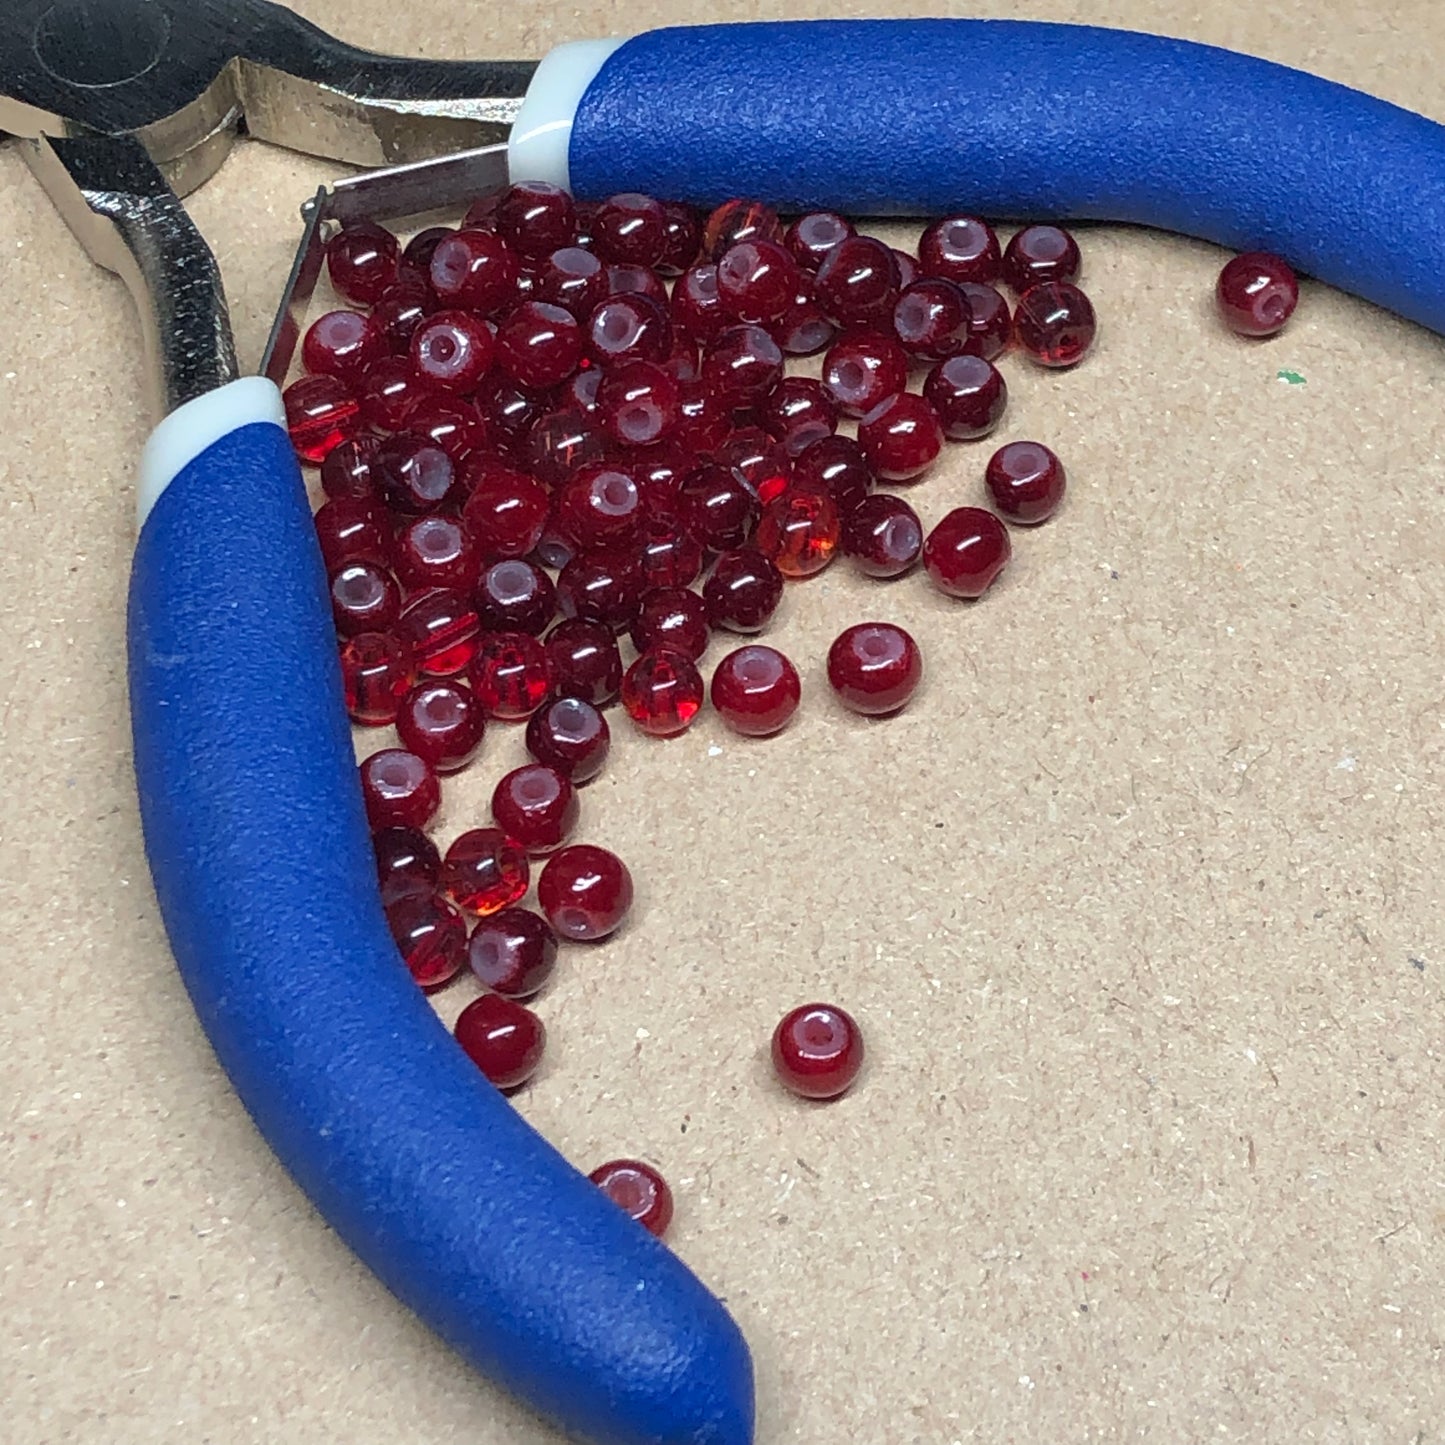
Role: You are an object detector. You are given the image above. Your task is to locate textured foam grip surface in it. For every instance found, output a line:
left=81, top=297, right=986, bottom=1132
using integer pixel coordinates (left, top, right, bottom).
left=570, top=18, right=1445, bottom=335
left=126, top=422, right=753, bottom=1445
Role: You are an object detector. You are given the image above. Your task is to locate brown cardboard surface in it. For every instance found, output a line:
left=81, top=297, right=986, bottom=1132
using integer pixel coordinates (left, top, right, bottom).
left=3, top=3, right=1444, bottom=1441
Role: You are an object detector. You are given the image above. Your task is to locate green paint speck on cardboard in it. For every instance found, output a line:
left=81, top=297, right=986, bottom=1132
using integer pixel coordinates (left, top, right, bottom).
left=1276, top=369, right=1306, bottom=385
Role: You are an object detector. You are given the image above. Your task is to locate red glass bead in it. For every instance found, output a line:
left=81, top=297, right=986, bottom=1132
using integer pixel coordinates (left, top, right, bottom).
left=703, top=198, right=784, bottom=259
left=672, top=264, right=729, bottom=345
left=892, top=277, right=971, bottom=360
left=658, top=202, right=703, bottom=275
left=360, top=747, right=441, bottom=831
left=771, top=1003, right=864, bottom=1099
left=1216, top=252, right=1299, bottom=337
left=496, top=180, right=577, bottom=257
left=340, top=630, right=414, bottom=725
left=713, top=429, right=791, bottom=505
left=526, top=695, right=611, bottom=782
left=396, top=678, right=486, bottom=773
left=918, top=215, right=1000, bottom=285
left=821, top=329, right=909, bottom=419
left=1002, top=225, right=1081, bottom=293
left=703, top=548, right=783, bottom=634
left=673, top=382, right=732, bottom=455
left=630, top=585, right=710, bottom=661
left=584, top=293, right=672, bottom=369
left=555, top=551, right=642, bottom=632
left=957, top=282, right=1012, bottom=360
left=784, top=211, right=855, bottom=271
left=525, top=407, right=608, bottom=489
left=715, top=239, right=798, bottom=325
left=455, top=994, right=546, bottom=1089
left=469, top=631, right=551, bottom=719
left=396, top=588, right=481, bottom=677
left=678, top=463, right=760, bottom=551
left=606, top=263, right=669, bottom=306
left=442, top=827, right=529, bottom=916
left=319, top=436, right=380, bottom=503
left=496, top=301, right=583, bottom=389
left=327, top=222, right=400, bottom=305
left=700, top=324, right=784, bottom=409
left=542, top=620, right=623, bottom=707
left=923, top=507, right=1012, bottom=598
left=373, top=825, right=441, bottom=906
left=754, top=486, right=841, bottom=579
left=892, top=249, right=919, bottom=290
left=793, top=434, right=874, bottom=516
left=462, top=464, right=549, bottom=558
left=985, top=440, right=1067, bottom=524
left=393, top=515, right=479, bottom=594
left=662, top=334, right=701, bottom=386
left=375, top=437, right=457, bottom=515
left=538, top=844, right=634, bottom=940
left=634, top=444, right=696, bottom=516
left=710, top=645, right=800, bottom=737
left=429, top=228, right=520, bottom=315
left=492, top=763, right=579, bottom=855
left=772, top=279, right=836, bottom=356
left=463, top=192, right=504, bottom=230
left=622, top=647, right=705, bottom=737
left=636, top=514, right=705, bottom=591
left=562, top=366, right=604, bottom=416
left=827, top=623, right=922, bottom=716
left=922, top=354, right=1008, bottom=441
left=857, top=393, right=943, bottom=484
left=474, top=376, right=548, bottom=454
left=591, top=361, right=677, bottom=448
left=410, top=309, right=494, bottom=393
left=284, top=375, right=361, bottom=464
left=468, top=907, right=559, bottom=999
left=474, top=558, right=557, bottom=635
left=315, top=495, right=390, bottom=570
left=589, top=1159, right=673, bottom=1237
left=536, top=245, right=607, bottom=318
left=371, top=281, right=434, bottom=357
left=592, top=192, right=668, bottom=266
left=405, top=396, right=487, bottom=463
left=331, top=560, right=401, bottom=636
left=843, top=494, right=923, bottom=579
left=1014, top=282, right=1097, bottom=368
left=535, top=525, right=577, bottom=574
left=359, top=356, right=424, bottom=432
left=814, top=236, right=900, bottom=327
left=758, top=376, right=839, bottom=458
left=401, top=226, right=453, bottom=282
left=303, top=309, right=381, bottom=384
left=387, top=893, right=467, bottom=989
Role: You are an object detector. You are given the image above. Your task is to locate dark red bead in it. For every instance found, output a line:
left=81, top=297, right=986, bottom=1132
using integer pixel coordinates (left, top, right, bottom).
left=410, top=309, right=493, bottom=393
left=462, top=464, right=549, bottom=559
left=636, top=514, right=705, bottom=591
left=784, top=211, right=855, bottom=271
left=557, top=550, right=644, bottom=632
left=326, top=222, right=399, bottom=305
left=395, top=588, right=481, bottom=676
left=359, top=356, right=424, bottom=432
left=340, top=630, right=415, bottom=725
left=462, top=192, right=504, bottom=230
left=715, top=239, right=798, bottom=325
left=985, top=440, right=1067, bottom=524
left=371, top=281, right=434, bottom=357
left=671, top=264, right=729, bottom=345
left=662, top=335, right=701, bottom=388
left=700, top=324, right=784, bottom=409
left=922, top=354, right=1008, bottom=441
left=375, top=436, right=457, bottom=514
left=396, top=677, right=486, bottom=773
left=606, top=263, right=668, bottom=305
left=674, top=382, right=733, bottom=455
left=918, top=215, right=1000, bottom=285
left=892, top=278, right=972, bottom=360
left=454, top=994, right=546, bottom=1088
left=758, top=376, right=839, bottom=458
left=713, top=428, right=791, bottom=505
left=843, top=494, right=923, bottom=579
left=561, top=366, right=604, bottom=416
left=826, top=623, right=923, bottom=716
left=387, top=893, right=467, bottom=989
left=710, top=644, right=800, bottom=737
left=429, top=228, right=520, bottom=315
left=622, top=647, right=705, bottom=737
left=630, top=585, right=710, bottom=661
left=771, top=1003, right=864, bottom=1099
left=526, top=695, right=611, bottom=781
left=589, top=1160, right=673, bottom=1237
left=572, top=199, right=600, bottom=247
left=596, top=360, right=680, bottom=447
left=821, top=329, right=909, bottom=419
left=1002, top=225, right=1082, bottom=292
left=474, top=375, right=548, bottom=452
left=772, top=278, right=836, bottom=356
left=315, top=495, right=390, bottom=570
left=331, top=560, right=400, bottom=636
left=703, top=198, right=784, bottom=259
left=442, top=827, right=530, bottom=916
left=373, top=825, right=441, bottom=906
left=400, top=226, right=453, bottom=282
left=793, top=435, right=874, bottom=517
left=536, top=245, right=607, bottom=318
left=319, top=436, right=381, bottom=503
left=492, top=763, right=579, bottom=855
left=754, top=486, right=841, bottom=579
left=474, top=558, right=557, bottom=634
left=538, top=844, right=634, bottom=940
left=1014, top=282, right=1097, bottom=367
left=467, top=907, right=559, bottom=999
left=393, top=514, right=479, bottom=593
left=857, top=392, right=944, bottom=484
left=496, top=301, right=583, bottom=389
left=524, top=407, right=608, bottom=488
left=284, top=375, right=361, bottom=464
left=658, top=202, right=703, bottom=275
left=814, top=236, right=900, bottom=327
left=303, top=309, right=381, bottom=384
left=1216, top=252, right=1299, bottom=337
left=405, top=397, right=488, bottom=463
left=584, top=293, right=672, bottom=369
left=496, top=180, right=577, bottom=258
left=703, top=548, right=783, bottom=634
left=957, top=283, right=1012, bottom=360
left=630, top=441, right=695, bottom=515
left=678, top=463, right=760, bottom=551
left=923, top=507, right=1012, bottom=598
left=542, top=620, right=623, bottom=707
left=360, top=747, right=440, bottom=831
left=469, top=631, right=551, bottom=719
left=592, top=193, right=668, bottom=267
left=892, top=249, right=919, bottom=290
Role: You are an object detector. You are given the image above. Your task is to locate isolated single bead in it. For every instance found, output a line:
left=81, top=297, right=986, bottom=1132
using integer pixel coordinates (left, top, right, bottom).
left=543, top=619, right=623, bottom=706
left=589, top=1159, right=674, bottom=1237
left=396, top=679, right=486, bottom=773
left=710, top=645, right=800, bottom=736
left=373, top=825, right=441, bottom=906
left=538, top=844, right=634, bottom=940
left=922, top=354, right=1008, bottom=441
left=753, top=486, right=841, bottom=578
left=771, top=1003, right=864, bottom=1099
left=826, top=623, right=923, bottom=716
left=387, top=893, right=467, bottom=989
left=703, top=549, right=783, bottom=633
left=622, top=648, right=706, bottom=737
left=857, top=393, right=943, bottom=483
left=1013, top=282, right=1097, bottom=367
left=923, top=507, right=1012, bottom=598
left=359, top=747, right=440, bottom=831
left=1002, top=225, right=1081, bottom=292
left=469, top=631, right=551, bottom=719
left=442, top=827, right=530, bottom=916
left=918, top=215, right=1000, bottom=285
left=467, top=907, right=559, bottom=999
left=843, top=494, right=923, bottom=579
left=526, top=695, right=611, bottom=782
left=454, top=994, right=546, bottom=1089
left=985, top=441, right=1067, bottom=524
left=1216, top=252, right=1299, bottom=337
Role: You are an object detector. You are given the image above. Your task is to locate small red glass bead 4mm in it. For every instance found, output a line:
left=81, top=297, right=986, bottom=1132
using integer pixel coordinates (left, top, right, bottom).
left=1013, top=282, right=1096, bottom=368
left=441, top=827, right=530, bottom=916
left=923, top=507, right=1012, bottom=599
left=622, top=648, right=706, bottom=738
left=710, top=646, right=801, bottom=737
left=454, top=994, right=546, bottom=1090
left=467, top=907, right=559, bottom=999
left=826, top=623, right=923, bottom=717
left=590, top=1159, right=674, bottom=1237
left=538, top=844, right=634, bottom=941
left=1216, top=251, right=1299, bottom=337
left=985, top=441, right=1067, bottom=524
left=491, top=764, right=579, bottom=855
left=772, top=1003, right=864, bottom=1100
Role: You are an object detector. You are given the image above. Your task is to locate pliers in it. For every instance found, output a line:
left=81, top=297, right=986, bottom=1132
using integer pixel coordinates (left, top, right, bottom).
left=4, top=4, right=1444, bottom=1443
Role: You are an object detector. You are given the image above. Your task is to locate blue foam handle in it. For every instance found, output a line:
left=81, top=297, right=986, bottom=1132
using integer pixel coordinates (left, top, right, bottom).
left=570, top=18, right=1445, bottom=336
left=126, top=420, right=753, bottom=1445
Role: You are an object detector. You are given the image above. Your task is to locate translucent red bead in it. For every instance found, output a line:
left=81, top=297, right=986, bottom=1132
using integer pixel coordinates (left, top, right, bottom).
left=857, top=393, right=943, bottom=483
left=373, top=825, right=441, bottom=906
left=630, top=586, right=710, bottom=662
left=469, top=631, right=551, bottom=719
left=474, top=559, right=557, bottom=636
left=393, top=514, right=479, bottom=593
left=622, top=648, right=706, bottom=738
left=1013, top=282, right=1097, bottom=368
left=491, top=764, right=579, bottom=855
left=327, top=223, right=400, bottom=305
left=590, top=1159, right=674, bottom=1237
left=396, top=589, right=481, bottom=677
left=454, top=994, right=546, bottom=1089
left=703, top=549, right=783, bottom=634
left=821, top=329, right=908, bottom=419
left=923, top=507, right=1012, bottom=598
left=429, top=228, right=520, bottom=314
left=771, top=1003, right=864, bottom=1099
left=442, top=827, right=529, bottom=916
left=753, top=486, right=841, bottom=578
left=538, top=844, right=634, bottom=941
left=330, top=561, right=400, bottom=637
left=543, top=619, right=623, bottom=706
left=410, top=309, right=494, bottom=392
left=918, top=215, right=1000, bottom=285
left=826, top=623, right=923, bottom=716
left=843, top=495, right=923, bottom=579
left=923, top=354, right=1008, bottom=441
left=496, top=300, right=583, bottom=389
left=1216, top=251, right=1299, bottom=337
left=467, top=908, right=559, bottom=999
left=396, top=679, right=486, bottom=773
left=387, top=893, right=467, bottom=989
left=1002, top=225, right=1081, bottom=292
left=710, top=645, right=801, bottom=737
left=596, top=361, right=681, bottom=447
left=525, top=695, right=611, bottom=782
left=284, top=375, right=361, bottom=463
left=814, top=235, right=900, bottom=327
left=340, top=631, right=414, bottom=725
left=985, top=441, right=1067, bottom=524
left=360, top=748, right=441, bottom=831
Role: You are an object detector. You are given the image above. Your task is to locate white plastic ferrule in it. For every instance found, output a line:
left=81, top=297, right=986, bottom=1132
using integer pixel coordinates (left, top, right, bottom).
left=508, top=37, right=628, bottom=193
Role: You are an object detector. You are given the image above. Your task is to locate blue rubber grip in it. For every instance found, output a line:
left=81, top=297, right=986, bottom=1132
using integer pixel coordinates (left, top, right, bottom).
left=570, top=18, right=1445, bottom=336
left=126, top=421, right=753, bottom=1445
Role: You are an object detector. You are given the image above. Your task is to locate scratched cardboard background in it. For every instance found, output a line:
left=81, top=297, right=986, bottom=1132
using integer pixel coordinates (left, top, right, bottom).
left=3, top=2, right=1444, bottom=1442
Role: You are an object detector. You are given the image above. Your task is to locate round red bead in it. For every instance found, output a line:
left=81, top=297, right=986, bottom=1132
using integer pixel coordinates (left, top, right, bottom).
left=340, top=631, right=414, bottom=726
left=429, top=228, right=520, bottom=314
left=396, top=679, right=486, bottom=773
left=557, top=550, right=645, bottom=632
left=772, top=279, right=836, bottom=356
left=658, top=202, right=703, bottom=274
left=703, top=549, right=783, bottom=634
left=636, top=514, right=705, bottom=592
left=462, top=464, right=549, bottom=559
left=327, top=223, right=399, bottom=304
left=496, top=300, right=583, bottom=389
left=793, top=434, right=874, bottom=516
left=370, top=281, right=433, bottom=356
left=386, top=893, right=467, bottom=989
left=701, top=324, right=784, bottom=409
left=957, top=283, right=1012, bottom=360
left=630, top=586, right=710, bottom=662
left=703, top=197, right=784, bottom=259
left=469, top=631, right=551, bottom=719
left=592, top=192, right=668, bottom=266
left=922, top=354, right=1008, bottom=441
left=543, top=619, right=623, bottom=706
left=678, top=463, right=760, bottom=552
left=454, top=994, right=546, bottom=1090
left=923, top=507, right=1012, bottom=598
left=406, top=397, right=487, bottom=464
left=492, top=763, right=579, bottom=855
left=330, top=561, right=400, bottom=637
left=596, top=360, right=680, bottom=448
left=918, top=215, right=1000, bottom=285
left=585, top=293, right=672, bottom=368
left=753, top=486, right=841, bottom=579
left=758, top=375, right=839, bottom=457
left=410, top=309, right=494, bottom=393
left=843, top=494, right=923, bottom=579
left=526, top=695, right=611, bottom=782
left=284, top=375, right=361, bottom=464
left=589, top=1159, right=674, bottom=1237
left=1002, top=225, right=1082, bottom=292
left=771, top=1003, right=864, bottom=1099
left=538, top=844, right=634, bottom=941
left=474, top=558, right=556, bottom=636
left=713, top=429, right=791, bottom=505
left=319, top=437, right=380, bottom=503
left=395, top=588, right=481, bottom=678
left=622, top=648, right=705, bottom=738
left=857, top=392, right=944, bottom=483
left=985, top=441, right=1067, bottom=524
left=826, top=623, right=923, bottom=716
left=374, top=437, right=457, bottom=514
left=315, top=496, right=389, bottom=570
left=536, top=245, right=607, bottom=317
left=359, top=356, right=424, bottom=432
left=360, top=747, right=440, bottom=831
left=715, top=238, right=798, bottom=325
left=1014, top=282, right=1097, bottom=367
left=393, top=514, right=479, bottom=594
left=672, top=264, right=729, bottom=345
left=892, top=278, right=971, bottom=360
left=442, top=827, right=529, bottom=916
left=373, top=825, right=441, bottom=906
left=821, top=329, right=909, bottom=419
left=814, top=235, right=900, bottom=327
left=496, top=180, right=577, bottom=258
left=467, top=908, right=559, bottom=999
left=784, top=210, right=855, bottom=271
left=303, top=309, right=380, bottom=384
left=1216, top=251, right=1299, bottom=337
left=710, top=645, right=800, bottom=737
